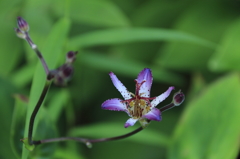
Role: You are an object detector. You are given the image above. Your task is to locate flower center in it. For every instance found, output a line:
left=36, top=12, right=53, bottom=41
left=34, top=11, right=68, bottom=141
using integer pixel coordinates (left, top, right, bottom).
left=122, top=80, right=155, bottom=119
left=127, top=99, right=151, bottom=119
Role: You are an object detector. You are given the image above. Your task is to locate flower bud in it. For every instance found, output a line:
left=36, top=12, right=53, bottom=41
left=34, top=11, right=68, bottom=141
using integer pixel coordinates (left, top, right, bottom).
left=17, top=17, right=29, bottom=32
left=15, top=28, right=26, bottom=39
left=66, top=51, right=78, bottom=63
left=53, top=64, right=74, bottom=86
left=173, top=90, right=185, bottom=106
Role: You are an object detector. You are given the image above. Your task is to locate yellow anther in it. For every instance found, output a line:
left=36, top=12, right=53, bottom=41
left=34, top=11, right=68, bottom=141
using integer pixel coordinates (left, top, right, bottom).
left=129, top=101, right=135, bottom=107
left=140, top=99, right=146, bottom=106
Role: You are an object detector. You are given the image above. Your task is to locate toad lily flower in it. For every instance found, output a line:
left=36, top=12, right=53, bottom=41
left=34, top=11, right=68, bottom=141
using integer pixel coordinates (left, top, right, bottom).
left=102, top=68, right=174, bottom=128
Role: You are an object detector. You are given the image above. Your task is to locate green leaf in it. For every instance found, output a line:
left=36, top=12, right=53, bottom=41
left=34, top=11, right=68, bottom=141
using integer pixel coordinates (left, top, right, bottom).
left=53, top=147, right=86, bottom=159
left=0, top=16, right=22, bottom=76
left=69, top=28, right=216, bottom=49
left=10, top=95, right=28, bottom=158
left=0, top=78, right=18, bottom=159
left=47, top=89, right=70, bottom=123
left=10, top=62, right=35, bottom=88
left=169, top=73, right=240, bottom=159
left=155, top=2, right=235, bottom=71
left=209, top=18, right=240, bottom=71
left=53, top=0, right=130, bottom=27
left=69, top=122, right=169, bottom=147
left=11, top=94, right=58, bottom=158
left=131, top=0, right=189, bottom=27
left=21, top=17, right=70, bottom=159
left=79, top=52, right=186, bottom=86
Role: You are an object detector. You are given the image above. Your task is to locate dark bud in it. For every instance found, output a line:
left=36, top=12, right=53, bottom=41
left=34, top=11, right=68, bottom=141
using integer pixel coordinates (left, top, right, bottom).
left=53, top=64, right=74, bottom=86
left=173, top=90, right=185, bottom=106
left=66, top=51, right=78, bottom=63
left=17, top=17, right=29, bottom=32
left=62, top=65, right=73, bottom=77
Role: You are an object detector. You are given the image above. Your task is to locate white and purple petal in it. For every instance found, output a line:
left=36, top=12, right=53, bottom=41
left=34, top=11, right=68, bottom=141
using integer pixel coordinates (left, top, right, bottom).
left=142, top=108, right=161, bottom=121
left=124, top=118, right=138, bottom=128
left=101, top=98, right=126, bottom=111
left=151, top=86, right=174, bottom=107
left=109, top=72, right=131, bottom=100
left=136, top=68, right=153, bottom=97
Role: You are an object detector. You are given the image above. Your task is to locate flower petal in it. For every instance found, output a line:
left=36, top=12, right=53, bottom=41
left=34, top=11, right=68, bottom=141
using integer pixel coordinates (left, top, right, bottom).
left=101, top=98, right=126, bottom=111
left=137, top=68, right=153, bottom=97
left=142, top=108, right=161, bottom=121
left=109, top=72, right=131, bottom=100
left=124, top=118, right=138, bottom=128
left=151, top=86, right=175, bottom=107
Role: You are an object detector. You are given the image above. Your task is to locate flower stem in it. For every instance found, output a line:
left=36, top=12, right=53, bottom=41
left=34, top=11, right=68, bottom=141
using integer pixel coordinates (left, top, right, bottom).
left=31, top=102, right=175, bottom=146
left=28, top=81, right=51, bottom=145
left=25, top=33, right=50, bottom=75
left=159, top=103, right=175, bottom=112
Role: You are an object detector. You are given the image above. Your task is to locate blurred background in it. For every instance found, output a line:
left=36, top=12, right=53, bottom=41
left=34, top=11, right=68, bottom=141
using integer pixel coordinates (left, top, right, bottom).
left=0, top=0, right=240, bottom=158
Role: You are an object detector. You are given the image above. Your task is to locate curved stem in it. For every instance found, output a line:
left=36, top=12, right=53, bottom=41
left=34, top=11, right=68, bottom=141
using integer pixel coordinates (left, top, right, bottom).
left=25, top=33, right=50, bottom=75
left=34, top=126, right=144, bottom=146
left=32, top=102, right=176, bottom=146
left=28, top=81, right=51, bottom=145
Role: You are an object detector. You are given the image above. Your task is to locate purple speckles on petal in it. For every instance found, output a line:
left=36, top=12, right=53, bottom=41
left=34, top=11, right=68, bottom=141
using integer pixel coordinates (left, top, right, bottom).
left=142, top=108, right=161, bottom=121
left=101, top=98, right=126, bottom=111
left=124, top=118, right=138, bottom=128
left=137, top=68, right=153, bottom=97
left=151, top=86, right=175, bottom=107
left=109, top=72, right=131, bottom=100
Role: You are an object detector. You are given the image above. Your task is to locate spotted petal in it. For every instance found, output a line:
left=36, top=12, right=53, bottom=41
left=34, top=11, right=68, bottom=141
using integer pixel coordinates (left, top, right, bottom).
left=136, top=68, right=153, bottom=97
left=151, top=86, right=174, bottom=107
left=109, top=72, right=131, bottom=100
left=124, top=118, right=138, bottom=128
left=101, top=98, right=126, bottom=111
left=142, top=108, right=161, bottom=121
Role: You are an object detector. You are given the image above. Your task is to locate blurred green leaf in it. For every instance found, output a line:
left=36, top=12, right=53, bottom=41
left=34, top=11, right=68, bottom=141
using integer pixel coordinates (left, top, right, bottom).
left=169, top=73, right=240, bottom=159
left=69, top=122, right=169, bottom=147
left=53, top=147, right=85, bottom=159
left=131, top=0, right=190, bottom=27
left=69, top=28, right=216, bottom=49
left=209, top=18, right=240, bottom=71
left=0, top=78, right=18, bottom=159
left=155, top=2, right=236, bottom=71
left=22, top=17, right=70, bottom=159
left=53, top=0, right=130, bottom=27
left=11, top=95, right=28, bottom=158
left=47, top=89, right=70, bottom=123
left=0, top=16, right=22, bottom=76
left=10, top=62, right=35, bottom=88
left=11, top=94, right=59, bottom=159
left=79, top=52, right=185, bottom=86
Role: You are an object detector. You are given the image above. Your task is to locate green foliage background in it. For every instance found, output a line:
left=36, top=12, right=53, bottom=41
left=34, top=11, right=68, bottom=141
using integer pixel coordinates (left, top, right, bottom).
left=0, top=0, right=240, bottom=158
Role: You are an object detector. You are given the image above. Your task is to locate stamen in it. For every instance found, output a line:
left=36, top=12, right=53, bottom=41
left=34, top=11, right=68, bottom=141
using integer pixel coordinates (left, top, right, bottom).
left=135, top=80, right=146, bottom=95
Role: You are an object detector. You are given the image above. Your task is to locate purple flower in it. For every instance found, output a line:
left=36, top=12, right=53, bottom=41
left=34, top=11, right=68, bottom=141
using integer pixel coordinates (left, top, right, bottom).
left=102, top=68, right=174, bottom=128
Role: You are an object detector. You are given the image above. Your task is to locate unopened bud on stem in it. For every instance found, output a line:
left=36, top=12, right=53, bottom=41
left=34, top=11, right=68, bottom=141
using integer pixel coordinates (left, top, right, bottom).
left=66, top=51, right=78, bottom=63
left=173, top=90, right=185, bottom=106
left=17, top=17, right=29, bottom=32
